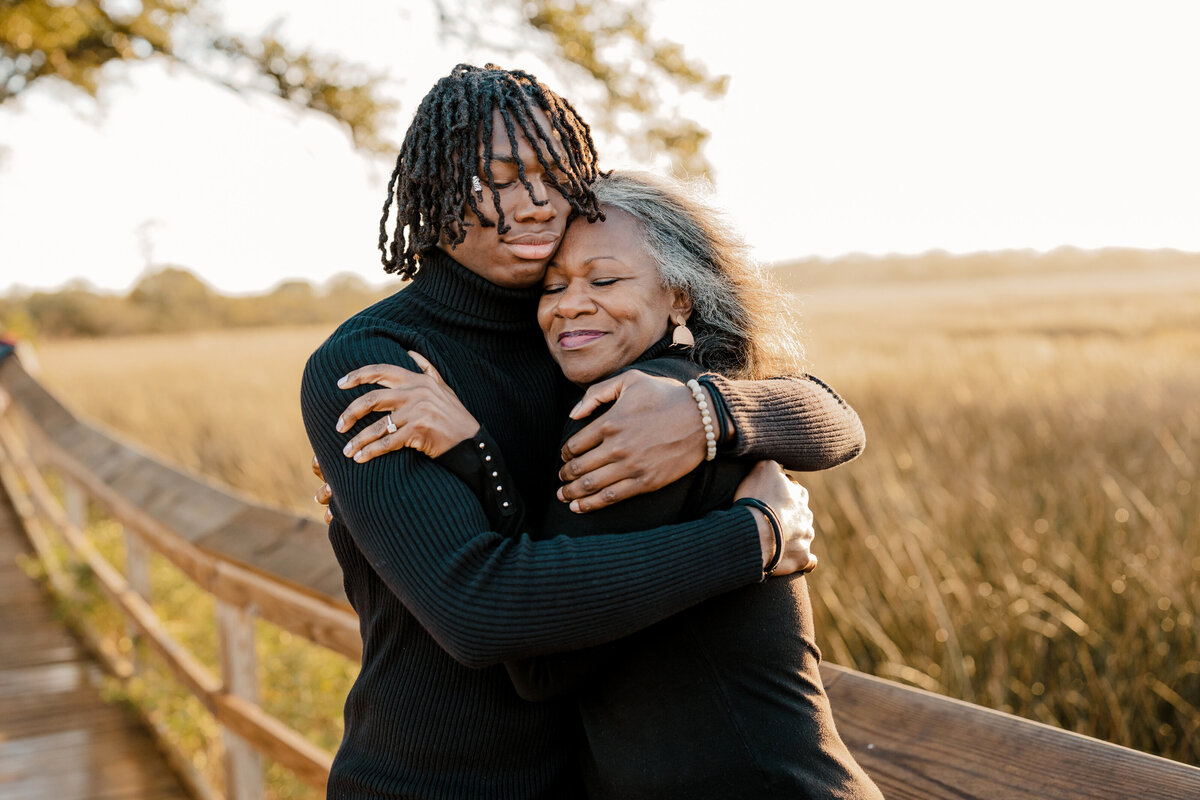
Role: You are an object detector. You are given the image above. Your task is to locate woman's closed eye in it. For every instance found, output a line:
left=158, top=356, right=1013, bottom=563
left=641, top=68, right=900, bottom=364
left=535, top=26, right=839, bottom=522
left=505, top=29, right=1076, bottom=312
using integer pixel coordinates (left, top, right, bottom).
left=542, top=278, right=621, bottom=294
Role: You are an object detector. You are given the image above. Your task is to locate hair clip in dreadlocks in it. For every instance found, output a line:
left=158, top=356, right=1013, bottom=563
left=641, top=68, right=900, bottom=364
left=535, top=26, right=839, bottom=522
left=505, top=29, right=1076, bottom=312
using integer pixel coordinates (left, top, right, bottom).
left=471, top=175, right=483, bottom=199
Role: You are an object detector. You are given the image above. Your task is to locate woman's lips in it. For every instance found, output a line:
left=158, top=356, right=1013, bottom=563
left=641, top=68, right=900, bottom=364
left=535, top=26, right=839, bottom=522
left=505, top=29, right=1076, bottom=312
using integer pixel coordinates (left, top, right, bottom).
left=505, top=234, right=558, bottom=261
left=557, top=330, right=606, bottom=350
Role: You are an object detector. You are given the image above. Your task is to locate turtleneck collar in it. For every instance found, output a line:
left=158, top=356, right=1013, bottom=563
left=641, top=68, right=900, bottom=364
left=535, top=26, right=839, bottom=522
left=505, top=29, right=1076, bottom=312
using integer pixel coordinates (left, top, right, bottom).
left=630, top=333, right=688, bottom=369
left=407, top=248, right=542, bottom=330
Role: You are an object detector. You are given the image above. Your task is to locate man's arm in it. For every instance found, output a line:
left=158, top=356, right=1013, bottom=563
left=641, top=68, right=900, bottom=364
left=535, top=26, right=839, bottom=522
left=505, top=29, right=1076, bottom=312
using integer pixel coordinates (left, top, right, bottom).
left=701, top=373, right=865, bottom=470
left=557, top=371, right=865, bottom=512
left=302, top=334, right=774, bottom=669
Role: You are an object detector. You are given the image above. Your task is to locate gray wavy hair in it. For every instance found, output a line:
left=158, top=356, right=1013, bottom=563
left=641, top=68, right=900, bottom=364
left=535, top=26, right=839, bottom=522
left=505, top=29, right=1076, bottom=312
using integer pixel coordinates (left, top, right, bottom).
left=590, top=170, right=807, bottom=380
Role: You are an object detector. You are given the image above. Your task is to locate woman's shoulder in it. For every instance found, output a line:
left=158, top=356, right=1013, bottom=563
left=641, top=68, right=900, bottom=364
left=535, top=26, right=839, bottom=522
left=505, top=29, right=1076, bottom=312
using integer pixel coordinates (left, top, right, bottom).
left=617, top=353, right=704, bottom=383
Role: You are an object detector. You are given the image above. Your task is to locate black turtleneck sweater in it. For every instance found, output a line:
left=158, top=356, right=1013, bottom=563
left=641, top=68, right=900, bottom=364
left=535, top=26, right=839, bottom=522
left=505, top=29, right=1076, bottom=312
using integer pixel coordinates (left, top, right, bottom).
left=481, top=341, right=882, bottom=799
left=300, top=249, right=865, bottom=799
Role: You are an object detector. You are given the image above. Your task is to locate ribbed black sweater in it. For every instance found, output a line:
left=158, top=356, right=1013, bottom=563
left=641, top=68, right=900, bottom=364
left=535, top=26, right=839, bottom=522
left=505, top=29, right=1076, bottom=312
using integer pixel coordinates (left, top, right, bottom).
left=300, top=249, right=865, bottom=799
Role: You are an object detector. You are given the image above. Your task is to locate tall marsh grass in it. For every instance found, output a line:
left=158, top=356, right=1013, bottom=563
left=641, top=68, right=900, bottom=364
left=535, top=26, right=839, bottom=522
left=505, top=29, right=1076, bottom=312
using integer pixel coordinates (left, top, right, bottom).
left=29, top=260, right=1200, bottom=795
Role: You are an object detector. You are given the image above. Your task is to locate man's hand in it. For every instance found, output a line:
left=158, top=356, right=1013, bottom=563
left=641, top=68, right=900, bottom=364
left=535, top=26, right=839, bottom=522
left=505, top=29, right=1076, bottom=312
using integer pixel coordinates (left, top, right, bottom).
left=558, top=370, right=711, bottom=513
left=734, top=460, right=818, bottom=576
left=312, top=456, right=333, bottom=525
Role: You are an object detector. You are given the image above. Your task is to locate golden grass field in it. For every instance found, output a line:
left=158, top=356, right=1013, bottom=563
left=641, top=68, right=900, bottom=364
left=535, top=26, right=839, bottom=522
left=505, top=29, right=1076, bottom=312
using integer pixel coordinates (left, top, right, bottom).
left=28, top=255, right=1200, bottom=796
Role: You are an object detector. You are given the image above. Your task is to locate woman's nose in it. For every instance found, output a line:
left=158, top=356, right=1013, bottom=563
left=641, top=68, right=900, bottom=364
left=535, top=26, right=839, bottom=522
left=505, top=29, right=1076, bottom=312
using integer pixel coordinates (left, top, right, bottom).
left=555, top=283, right=594, bottom=316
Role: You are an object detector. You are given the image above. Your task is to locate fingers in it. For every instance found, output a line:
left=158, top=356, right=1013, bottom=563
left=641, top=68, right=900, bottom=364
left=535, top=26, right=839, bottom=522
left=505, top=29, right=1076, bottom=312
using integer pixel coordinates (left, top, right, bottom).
left=557, top=440, right=618, bottom=483
left=407, top=351, right=445, bottom=384
left=561, top=417, right=606, bottom=462
left=314, top=481, right=332, bottom=525
left=337, top=388, right=396, bottom=433
left=566, top=477, right=643, bottom=514
left=348, top=414, right=439, bottom=462
left=343, top=414, right=395, bottom=458
left=569, top=374, right=627, bottom=420
left=311, top=455, right=324, bottom=481
left=557, top=461, right=634, bottom=503
left=352, top=424, right=426, bottom=463
left=337, top=363, right=413, bottom=390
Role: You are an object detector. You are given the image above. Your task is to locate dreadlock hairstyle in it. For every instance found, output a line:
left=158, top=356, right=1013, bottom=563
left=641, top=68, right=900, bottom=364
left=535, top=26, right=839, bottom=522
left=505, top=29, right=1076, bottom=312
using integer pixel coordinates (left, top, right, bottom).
left=379, top=63, right=604, bottom=280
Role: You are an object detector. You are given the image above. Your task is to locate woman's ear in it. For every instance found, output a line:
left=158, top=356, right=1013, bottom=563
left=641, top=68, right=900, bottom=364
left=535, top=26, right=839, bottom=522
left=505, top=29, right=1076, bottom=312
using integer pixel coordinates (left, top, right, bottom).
left=671, top=290, right=693, bottom=321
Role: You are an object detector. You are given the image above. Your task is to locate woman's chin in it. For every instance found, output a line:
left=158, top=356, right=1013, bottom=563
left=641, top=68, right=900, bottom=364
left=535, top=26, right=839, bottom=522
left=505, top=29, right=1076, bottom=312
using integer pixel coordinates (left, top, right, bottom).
left=559, top=358, right=622, bottom=387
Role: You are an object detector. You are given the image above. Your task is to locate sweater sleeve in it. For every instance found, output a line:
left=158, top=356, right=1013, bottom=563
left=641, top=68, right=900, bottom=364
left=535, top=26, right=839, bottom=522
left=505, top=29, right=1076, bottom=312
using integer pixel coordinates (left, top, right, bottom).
left=701, top=373, right=866, bottom=471
left=434, top=428, right=526, bottom=539
left=301, top=330, right=764, bottom=669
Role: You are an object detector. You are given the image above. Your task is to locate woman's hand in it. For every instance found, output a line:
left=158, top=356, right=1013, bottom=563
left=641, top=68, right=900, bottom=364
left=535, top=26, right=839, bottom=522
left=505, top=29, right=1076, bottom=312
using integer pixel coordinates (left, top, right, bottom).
left=557, top=371, right=712, bottom=512
left=734, top=460, right=818, bottom=577
left=335, top=351, right=480, bottom=462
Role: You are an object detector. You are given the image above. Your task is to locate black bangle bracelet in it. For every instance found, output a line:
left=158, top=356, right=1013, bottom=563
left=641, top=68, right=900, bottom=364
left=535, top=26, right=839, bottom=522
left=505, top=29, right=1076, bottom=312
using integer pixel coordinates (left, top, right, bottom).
left=732, top=497, right=783, bottom=576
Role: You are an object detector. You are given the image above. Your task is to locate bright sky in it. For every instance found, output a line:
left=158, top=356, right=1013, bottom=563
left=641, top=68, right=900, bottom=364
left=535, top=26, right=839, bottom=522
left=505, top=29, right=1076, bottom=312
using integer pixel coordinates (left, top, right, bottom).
left=2, top=0, right=1198, bottom=295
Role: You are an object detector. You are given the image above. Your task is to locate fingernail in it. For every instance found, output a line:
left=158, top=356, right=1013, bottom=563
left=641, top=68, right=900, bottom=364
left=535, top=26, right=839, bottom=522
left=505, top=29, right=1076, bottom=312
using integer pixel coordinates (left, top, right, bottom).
left=336, top=417, right=346, bottom=432
left=354, top=451, right=366, bottom=462
left=556, top=488, right=565, bottom=502
left=343, top=443, right=352, bottom=456
left=569, top=500, right=581, bottom=513
left=569, top=402, right=582, bottom=417
left=313, top=494, right=320, bottom=503
left=337, top=376, right=348, bottom=387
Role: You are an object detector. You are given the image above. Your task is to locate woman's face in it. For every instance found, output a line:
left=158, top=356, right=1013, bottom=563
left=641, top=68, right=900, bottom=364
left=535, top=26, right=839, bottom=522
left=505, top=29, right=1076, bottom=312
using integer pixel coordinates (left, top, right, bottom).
left=538, top=208, right=688, bottom=385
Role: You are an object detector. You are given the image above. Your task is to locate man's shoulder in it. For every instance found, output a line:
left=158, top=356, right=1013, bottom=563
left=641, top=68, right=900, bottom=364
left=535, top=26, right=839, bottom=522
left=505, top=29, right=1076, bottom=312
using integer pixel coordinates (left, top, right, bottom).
left=302, top=292, right=433, bottom=394
left=313, top=288, right=437, bottom=356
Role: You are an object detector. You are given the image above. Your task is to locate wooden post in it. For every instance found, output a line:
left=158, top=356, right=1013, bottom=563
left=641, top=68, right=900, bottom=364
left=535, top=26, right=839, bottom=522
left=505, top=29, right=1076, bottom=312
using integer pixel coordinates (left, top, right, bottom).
left=217, top=600, right=264, bottom=800
left=64, top=478, right=87, bottom=531
left=123, top=526, right=152, bottom=666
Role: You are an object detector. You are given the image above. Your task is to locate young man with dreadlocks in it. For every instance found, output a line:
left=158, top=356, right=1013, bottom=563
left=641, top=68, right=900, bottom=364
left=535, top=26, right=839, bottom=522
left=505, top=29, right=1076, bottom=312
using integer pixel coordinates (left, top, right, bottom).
left=301, top=64, right=864, bottom=798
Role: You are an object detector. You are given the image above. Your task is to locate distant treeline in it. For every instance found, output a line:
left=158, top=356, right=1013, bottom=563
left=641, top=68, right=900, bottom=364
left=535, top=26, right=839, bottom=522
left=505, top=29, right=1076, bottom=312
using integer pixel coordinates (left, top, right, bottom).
left=770, top=246, right=1200, bottom=293
left=0, top=267, right=395, bottom=339
left=4, top=247, right=1198, bottom=339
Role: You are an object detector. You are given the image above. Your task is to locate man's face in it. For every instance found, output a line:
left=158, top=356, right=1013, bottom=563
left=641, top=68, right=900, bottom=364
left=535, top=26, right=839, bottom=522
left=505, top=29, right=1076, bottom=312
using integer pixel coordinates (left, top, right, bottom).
left=440, top=107, right=573, bottom=289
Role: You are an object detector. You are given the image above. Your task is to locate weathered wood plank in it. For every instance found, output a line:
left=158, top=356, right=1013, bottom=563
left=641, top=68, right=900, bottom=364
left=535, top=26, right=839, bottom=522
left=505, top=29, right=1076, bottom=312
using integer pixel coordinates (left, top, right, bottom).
left=1, top=356, right=347, bottom=604
left=821, top=663, right=1200, bottom=800
left=0, top=485, right=191, bottom=800
left=2, top=428, right=338, bottom=794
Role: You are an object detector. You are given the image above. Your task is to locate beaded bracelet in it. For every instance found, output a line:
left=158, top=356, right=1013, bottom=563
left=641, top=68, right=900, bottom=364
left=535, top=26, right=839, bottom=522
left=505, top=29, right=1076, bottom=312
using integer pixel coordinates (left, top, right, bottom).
left=696, top=375, right=729, bottom=451
left=732, top=497, right=783, bottom=576
left=685, top=378, right=718, bottom=461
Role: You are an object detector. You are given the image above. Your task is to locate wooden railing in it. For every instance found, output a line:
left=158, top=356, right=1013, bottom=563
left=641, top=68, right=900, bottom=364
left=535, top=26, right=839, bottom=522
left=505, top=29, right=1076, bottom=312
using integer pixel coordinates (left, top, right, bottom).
left=0, top=353, right=355, bottom=799
left=1, top=350, right=1198, bottom=800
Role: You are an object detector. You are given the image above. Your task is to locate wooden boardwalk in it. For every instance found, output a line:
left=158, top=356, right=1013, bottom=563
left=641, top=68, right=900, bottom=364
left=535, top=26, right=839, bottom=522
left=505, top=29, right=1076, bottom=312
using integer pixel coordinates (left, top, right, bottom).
left=0, top=490, right=191, bottom=800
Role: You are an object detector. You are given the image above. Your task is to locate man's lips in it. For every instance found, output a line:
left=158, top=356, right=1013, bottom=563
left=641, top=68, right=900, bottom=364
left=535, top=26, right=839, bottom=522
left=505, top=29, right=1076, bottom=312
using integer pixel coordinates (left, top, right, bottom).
left=504, top=233, right=558, bottom=261
left=557, top=330, right=606, bottom=350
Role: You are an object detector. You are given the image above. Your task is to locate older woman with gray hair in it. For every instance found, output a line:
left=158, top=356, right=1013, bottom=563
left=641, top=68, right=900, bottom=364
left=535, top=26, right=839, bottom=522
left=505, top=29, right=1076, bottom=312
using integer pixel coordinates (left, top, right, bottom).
left=336, top=170, right=882, bottom=798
